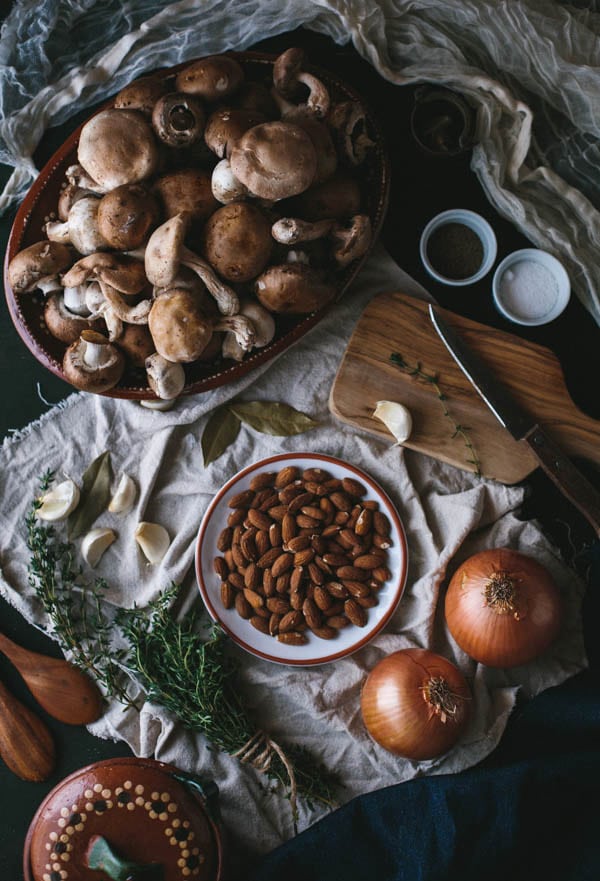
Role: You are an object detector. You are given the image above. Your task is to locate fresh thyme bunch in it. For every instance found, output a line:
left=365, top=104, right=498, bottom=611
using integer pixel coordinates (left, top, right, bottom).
left=26, top=470, right=132, bottom=704
left=118, top=586, right=340, bottom=813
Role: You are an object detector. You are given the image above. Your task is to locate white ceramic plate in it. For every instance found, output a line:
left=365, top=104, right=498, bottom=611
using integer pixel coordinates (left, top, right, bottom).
left=195, top=452, right=408, bottom=666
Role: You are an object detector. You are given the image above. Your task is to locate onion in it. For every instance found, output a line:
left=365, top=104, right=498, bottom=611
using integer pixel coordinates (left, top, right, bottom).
left=360, top=648, right=471, bottom=760
left=445, top=547, right=563, bottom=668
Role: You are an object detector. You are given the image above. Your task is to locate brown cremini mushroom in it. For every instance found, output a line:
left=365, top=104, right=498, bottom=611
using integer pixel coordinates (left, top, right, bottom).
left=115, top=324, right=156, bottom=367
left=152, top=93, right=206, bottom=147
left=272, top=48, right=330, bottom=118
left=44, top=292, right=101, bottom=344
left=63, top=252, right=147, bottom=296
left=328, top=101, right=376, bottom=166
left=145, top=352, right=186, bottom=400
left=62, top=329, right=125, bottom=392
left=7, top=241, right=73, bottom=296
left=153, top=169, right=218, bottom=221
left=201, top=202, right=273, bottom=283
left=45, top=195, right=108, bottom=256
left=148, top=288, right=255, bottom=362
left=283, top=173, right=362, bottom=221
left=145, top=213, right=239, bottom=315
left=57, top=183, right=89, bottom=221
left=113, top=75, right=169, bottom=115
left=230, top=81, right=278, bottom=118
left=229, top=121, right=317, bottom=201
left=211, top=158, right=250, bottom=204
left=204, top=108, right=266, bottom=159
left=176, top=55, right=244, bottom=102
left=77, top=109, right=160, bottom=191
left=97, top=185, right=160, bottom=250
left=331, top=215, right=373, bottom=267
left=222, top=298, right=276, bottom=361
left=254, top=263, right=335, bottom=314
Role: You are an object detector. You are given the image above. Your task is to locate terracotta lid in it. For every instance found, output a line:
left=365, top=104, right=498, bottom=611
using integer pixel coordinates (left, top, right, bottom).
left=24, top=757, right=224, bottom=881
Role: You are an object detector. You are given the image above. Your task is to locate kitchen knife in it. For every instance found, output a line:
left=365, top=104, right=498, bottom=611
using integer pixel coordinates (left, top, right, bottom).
left=429, top=303, right=600, bottom=538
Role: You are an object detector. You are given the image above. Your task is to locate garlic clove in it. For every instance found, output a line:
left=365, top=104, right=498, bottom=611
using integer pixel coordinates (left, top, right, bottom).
left=81, top=527, right=117, bottom=567
left=139, top=398, right=176, bottom=411
left=36, top=478, right=80, bottom=521
left=135, top=521, right=170, bottom=564
left=108, top=473, right=137, bottom=514
left=373, top=400, right=413, bottom=444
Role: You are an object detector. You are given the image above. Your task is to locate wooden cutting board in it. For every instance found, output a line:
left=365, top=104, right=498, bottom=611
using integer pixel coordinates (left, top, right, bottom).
left=329, top=291, right=600, bottom=484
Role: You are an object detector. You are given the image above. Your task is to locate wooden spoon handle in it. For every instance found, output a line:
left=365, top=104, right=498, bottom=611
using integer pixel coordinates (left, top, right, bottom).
left=0, top=678, right=55, bottom=782
left=0, top=631, right=103, bottom=726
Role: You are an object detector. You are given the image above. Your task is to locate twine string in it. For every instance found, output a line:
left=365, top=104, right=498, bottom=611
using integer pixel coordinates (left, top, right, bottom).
left=232, top=729, right=298, bottom=823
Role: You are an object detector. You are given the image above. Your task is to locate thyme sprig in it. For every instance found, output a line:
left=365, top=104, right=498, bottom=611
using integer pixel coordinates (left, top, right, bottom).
left=117, top=586, right=340, bottom=813
left=390, top=353, right=481, bottom=475
left=26, top=470, right=133, bottom=705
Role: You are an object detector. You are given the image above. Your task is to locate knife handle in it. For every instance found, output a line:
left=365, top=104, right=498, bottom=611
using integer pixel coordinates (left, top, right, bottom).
left=523, top=426, right=600, bottom=538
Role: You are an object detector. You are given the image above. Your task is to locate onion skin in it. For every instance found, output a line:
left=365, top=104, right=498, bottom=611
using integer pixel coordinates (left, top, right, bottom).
left=360, top=648, right=471, bottom=760
left=445, top=547, right=563, bottom=668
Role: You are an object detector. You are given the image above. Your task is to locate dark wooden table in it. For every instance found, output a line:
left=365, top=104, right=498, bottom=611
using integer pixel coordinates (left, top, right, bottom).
left=1, top=25, right=598, bottom=880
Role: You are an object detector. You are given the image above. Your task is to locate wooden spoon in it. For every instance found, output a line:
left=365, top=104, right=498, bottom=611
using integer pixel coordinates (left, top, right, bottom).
left=0, top=630, right=103, bottom=725
left=0, top=677, right=55, bottom=781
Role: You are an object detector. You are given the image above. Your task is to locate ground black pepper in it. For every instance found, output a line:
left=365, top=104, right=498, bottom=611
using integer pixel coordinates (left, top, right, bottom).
left=426, top=222, right=484, bottom=280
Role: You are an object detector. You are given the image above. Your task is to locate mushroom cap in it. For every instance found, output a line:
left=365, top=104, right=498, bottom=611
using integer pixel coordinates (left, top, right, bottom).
left=204, top=107, right=266, bottom=159
left=175, top=55, right=244, bottom=101
left=62, top=331, right=125, bottom=392
left=63, top=252, right=148, bottom=295
left=230, top=81, right=278, bottom=118
left=97, top=184, right=160, bottom=250
left=148, top=288, right=213, bottom=362
left=113, top=75, right=169, bottom=115
left=57, top=183, right=88, bottom=222
left=230, top=121, right=317, bottom=201
left=144, top=213, right=188, bottom=288
left=282, top=172, right=362, bottom=221
left=7, top=241, right=73, bottom=294
left=273, top=47, right=306, bottom=97
left=201, top=202, right=273, bottom=283
left=115, top=323, right=156, bottom=367
left=151, top=92, right=206, bottom=148
left=255, top=264, right=336, bottom=314
left=77, top=109, right=160, bottom=190
left=45, top=195, right=108, bottom=256
left=293, top=117, right=337, bottom=184
left=153, top=168, right=217, bottom=221
left=44, top=293, right=101, bottom=344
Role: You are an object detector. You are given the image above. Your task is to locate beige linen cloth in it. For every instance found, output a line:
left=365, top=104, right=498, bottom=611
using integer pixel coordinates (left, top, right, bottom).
left=0, top=246, right=586, bottom=856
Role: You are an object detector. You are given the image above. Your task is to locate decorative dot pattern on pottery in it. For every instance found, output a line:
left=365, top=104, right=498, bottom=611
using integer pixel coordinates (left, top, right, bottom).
left=31, top=769, right=214, bottom=881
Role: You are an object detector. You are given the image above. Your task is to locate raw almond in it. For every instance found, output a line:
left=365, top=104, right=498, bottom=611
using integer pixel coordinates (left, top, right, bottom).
left=294, top=548, right=314, bottom=567
left=341, top=477, right=367, bottom=497
left=344, top=598, right=367, bottom=627
left=277, top=631, right=307, bottom=645
left=303, top=467, right=330, bottom=482
left=281, top=512, right=296, bottom=543
left=228, top=571, right=245, bottom=591
left=250, top=471, right=276, bottom=491
left=356, top=594, right=379, bottom=608
left=255, top=530, right=271, bottom=556
left=213, top=556, right=228, bottom=579
left=313, top=586, right=333, bottom=611
left=271, top=552, right=293, bottom=578
left=235, top=593, right=253, bottom=619
left=290, top=566, right=304, bottom=591
left=228, top=508, right=246, bottom=527
left=269, top=613, right=281, bottom=636
left=336, top=566, right=369, bottom=581
left=257, top=546, right=282, bottom=568
left=275, top=466, right=301, bottom=488
left=302, top=598, right=321, bottom=630
left=275, top=573, right=291, bottom=595
left=327, top=615, right=350, bottom=629
left=267, top=505, right=288, bottom=521
left=228, top=490, right=254, bottom=509
left=250, top=615, right=270, bottom=634
left=267, top=597, right=291, bottom=615
left=307, top=562, right=324, bottom=585
left=220, top=582, right=234, bottom=609
left=372, top=566, right=392, bottom=582
left=247, top=509, right=273, bottom=531
left=373, top=511, right=391, bottom=536
left=217, top=527, right=233, bottom=552
left=296, top=513, right=320, bottom=528
left=354, top=508, right=372, bottom=536
left=353, top=554, right=383, bottom=569
left=330, top=491, right=353, bottom=511
left=288, top=491, right=315, bottom=513
left=244, top=563, right=261, bottom=590
left=343, top=580, right=371, bottom=598
left=278, top=483, right=305, bottom=504
left=326, top=581, right=348, bottom=599
left=279, top=610, right=303, bottom=632
left=286, top=535, right=310, bottom=552
left=240, top=529, right=258, bottom=561
left=373, top=532, right=392, bottom=550
left=311, top=625, right=337, bottom=640
left=243, top=588, right=264, bottom=609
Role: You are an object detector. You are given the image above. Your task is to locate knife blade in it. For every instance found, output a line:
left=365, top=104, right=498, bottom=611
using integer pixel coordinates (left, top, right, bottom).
left=429, top=303, right=600, bottom=538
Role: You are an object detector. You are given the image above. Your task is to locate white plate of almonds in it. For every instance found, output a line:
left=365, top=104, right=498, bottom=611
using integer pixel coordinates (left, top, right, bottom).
left=195, top=452, right=408, bottom=666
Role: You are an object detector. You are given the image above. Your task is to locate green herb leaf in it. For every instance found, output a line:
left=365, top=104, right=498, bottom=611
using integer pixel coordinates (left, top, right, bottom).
left=228, top=401, right=319, bottom=436
left=68, top=451, right=113, bottom=539
left=202, top=407, right=241, bottom=466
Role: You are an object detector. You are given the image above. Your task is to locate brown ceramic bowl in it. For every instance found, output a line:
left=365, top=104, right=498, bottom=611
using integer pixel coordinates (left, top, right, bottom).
left=23, top=757, right=224, bottom=881
left=4, top=51, right=390, bottom=400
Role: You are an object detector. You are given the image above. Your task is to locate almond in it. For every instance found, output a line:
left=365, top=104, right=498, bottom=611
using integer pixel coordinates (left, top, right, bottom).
left=263, top=570, right=277, bottom=596
left=267, top=597, right=291, bottom=615
left=372, top=566, right=392, bottom=582
left=277, top=631, right=307, bottom=645
left=330, top=491, right=353, bottom=511
left=336, top=565, right=369, bottom=581
left=345, top=598, right=367, bottom=627
left=354, top=508, right=372, bottom=536
left=250, top=471, right=276, bottom=491
left=228, top=508, right=246, bottom=527
left=220, top=582, right=234, bottom=609
left=275, top=573, right=291, bottom=594
left=268, top=523, right=282, bottom=548
left=326, top=581, right=348, bottom=599
left=296, top=513, right=320, bottom=528
left=356, top=594, right=379, bottom=608
left=281, top=512, right=296, bottom=544
left=267, top=505, right=288, bottom=521
left=327, top=615, right=350, bottom=629
left=308, top=562, right=325, bottom=585
left=217, top=527, right=233, bottom=552
left=255, top=529, right=271, bottom=556
left=257, top=546, right=282, bottom=568
left=258, top=491, right=279, bottom=511
left=341, top=477, right=367, bottom=497
left=322, top=552, right=350, bottom=567
left=271, top=552, right=293, bottom=578
left=290, top=587, right=305, bottom=610
left=373, top=511, right=391, bottom=536
left=288, top=491, right=315, bottom=513
left=353, top=553, right=383, bottom=569
left=275, top=466, right=301, bottom=487
left=240, top=529, right=258, bottom=561
left=279, top=610, right=303, bottom=632
left=302, top=597, right=321, bottom=630
left=343, top=580, right=371, bottom=598
left=247, top=509, right=273, bottom=531
left=250, top=615, right=270, bottom=634
left=243, top=588, right=264, bottom=609
left=213, top=556, right=228, bottom=579
left=228, top=571, right=245, bottom=591
left=304, top=481, right=327, bottom=496
left=303, top=467, right=330, bottom=482
left=294, top=548, right=314, bottom=567
left=313, top=586, right=333, bottom=611
left=269, top=613, right=281, bottom=636
left=290, top=566, right=304, bottom=592
left=228, top=489, right=254, bottom=509
left=244, top=563, right=261, bottom=590
left=235, top=593, right=253, bottom=619
left=278, top=483, right=305, bottom=504
left=310, top=625, right=337, bottom=640
left=286, top=535, right=310, bottom=552
left=373, top=532, right=392, bottom=550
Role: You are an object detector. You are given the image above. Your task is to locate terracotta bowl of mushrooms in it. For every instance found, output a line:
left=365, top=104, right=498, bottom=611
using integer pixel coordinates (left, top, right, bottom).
left=4, top=49, right=390, bottom=403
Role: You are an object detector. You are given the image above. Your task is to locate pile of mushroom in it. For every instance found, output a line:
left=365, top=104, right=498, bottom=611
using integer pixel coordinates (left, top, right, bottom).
left=8, top=48, right=375, bottom=401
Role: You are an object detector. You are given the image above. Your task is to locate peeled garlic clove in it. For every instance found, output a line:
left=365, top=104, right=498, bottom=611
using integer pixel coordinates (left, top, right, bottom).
left=135, top=521, right=170, bottom=564
left=108, top=473, right=137, bottom=514
left=36, top=478, right=80, bottom=521
left=373, top=400, right=413, bottom=444
left=81, top=527, right=116, bottom=568
left=139, top=398, right=176, bottom=411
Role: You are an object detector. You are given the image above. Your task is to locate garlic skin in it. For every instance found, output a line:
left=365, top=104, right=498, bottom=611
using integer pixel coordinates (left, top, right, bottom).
left=108, top=473, right=137, bottom=514
left=36, top=478, right=80, bottom=521
left=135, top=521, right=170, bottom=564
left=373, top=400, right=413, bottom=444
left=81, top=527, right=116, bottom=567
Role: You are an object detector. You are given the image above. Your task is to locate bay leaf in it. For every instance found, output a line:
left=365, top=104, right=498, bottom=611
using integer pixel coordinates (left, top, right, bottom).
left=228, top=401, right=319, bottom=436
left=202, top=407, right=241, bottom=466
left=67, top=450, right=113, bottom=540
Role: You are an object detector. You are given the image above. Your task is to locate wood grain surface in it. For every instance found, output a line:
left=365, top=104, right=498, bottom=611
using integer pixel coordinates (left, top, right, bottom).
left=329, top=292, right=600, bottom=484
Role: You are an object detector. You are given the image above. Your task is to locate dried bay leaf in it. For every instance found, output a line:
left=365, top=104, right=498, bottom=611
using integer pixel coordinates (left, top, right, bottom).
left=202, top=407, right=241, bottom=466
left=67, top=450, right=113, bottom=540
left=228, top=401, right=319, bottom=436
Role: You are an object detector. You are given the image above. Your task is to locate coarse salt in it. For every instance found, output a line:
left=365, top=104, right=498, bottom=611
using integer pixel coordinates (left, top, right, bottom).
left=498, top=259, right=558, bottom=320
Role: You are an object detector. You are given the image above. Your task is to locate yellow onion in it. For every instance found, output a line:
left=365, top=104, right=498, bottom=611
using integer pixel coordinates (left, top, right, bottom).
left=445, top=547, right=563, bottom=668
left=360, top=648, right=471, bottom=760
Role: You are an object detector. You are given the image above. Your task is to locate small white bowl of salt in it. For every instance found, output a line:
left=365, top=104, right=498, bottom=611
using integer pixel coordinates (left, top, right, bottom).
left=492, top=248, right=570, bottom=326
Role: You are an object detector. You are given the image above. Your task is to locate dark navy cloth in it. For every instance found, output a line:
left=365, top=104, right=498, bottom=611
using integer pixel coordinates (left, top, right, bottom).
left=245, top=543, right=600, bottom=881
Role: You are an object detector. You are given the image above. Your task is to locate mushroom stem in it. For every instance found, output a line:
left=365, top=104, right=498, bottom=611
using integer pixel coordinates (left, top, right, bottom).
left=81, top=334, right=114, bottom=369
left=100, top=283, right=151, bottom=325
left=180, top=249, right=239, bottom=316
left=271, top=217, right=335, bottom=245
left=145, top=352, right=186, bottom=400
left=331, top=214, right=372, bottom=267
left=37, top=277, right=65, bottom=296
left=214, top=314, right=256, bottom=351
left=63, top=285, right=92, bottom=316
left=273, top=48, right=330, bottom=118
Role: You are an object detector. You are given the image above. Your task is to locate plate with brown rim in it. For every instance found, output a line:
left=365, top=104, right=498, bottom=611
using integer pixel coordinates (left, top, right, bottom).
left=195, top=452, right=408, bottom=666
left=3, top=51, right=390, bottom=400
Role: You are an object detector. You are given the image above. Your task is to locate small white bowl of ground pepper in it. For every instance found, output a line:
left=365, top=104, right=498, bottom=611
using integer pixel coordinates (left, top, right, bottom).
left=419, top=208, right=497, bottom=286
left=492, top=248, right=570, bottom=326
